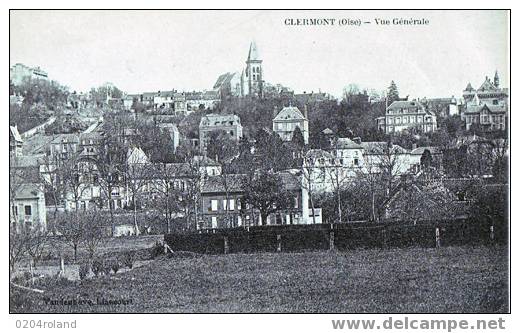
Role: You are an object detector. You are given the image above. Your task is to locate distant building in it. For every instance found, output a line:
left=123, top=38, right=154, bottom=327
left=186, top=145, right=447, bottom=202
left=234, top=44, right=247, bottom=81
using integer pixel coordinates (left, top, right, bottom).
left=377, top=100, right=437, bottom=134
left=272, top=106, right=309, bottom=144
left=360, top=142, right=411, bottom=175
left=461, top=72, right=508, bottom=131
left=10, top=155, right=47, bottom=232
left=200, top=171, right=319, bottom=229
left=213, top=72, right=242, bottom=98
left=158, top=123, right=180, bottom=152
left=199, top=114, right=243, bottom=152
left=422, top=96, right=461, bottom=118
left=10, top=63, right=48, bottom=85
left=186, top=90, right=220, bottom=112
left=9, top=126, right=23, bottom=158
left=10, top=183, right=47, bottom=232
left=294, top=91, right=331, bottom=105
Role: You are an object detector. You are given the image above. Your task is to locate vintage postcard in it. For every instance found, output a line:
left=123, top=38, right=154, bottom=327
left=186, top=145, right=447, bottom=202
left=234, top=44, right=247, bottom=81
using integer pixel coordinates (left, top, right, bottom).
left=9, top=9, right=509, bottom=323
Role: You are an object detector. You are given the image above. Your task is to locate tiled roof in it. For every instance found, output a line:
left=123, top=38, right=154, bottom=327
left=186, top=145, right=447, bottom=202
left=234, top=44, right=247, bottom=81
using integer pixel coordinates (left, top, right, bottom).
left=273, top=106, right=306, bottom=121
left=14, top=183, right=44, bottom=200
left=361, top=142, right=408, bottom=154
left=410, top=146, right=442, bottom=155
left=336, top=138, right=362, bottom=149
left=201, top=174, right=248, bottom=194
left=305, top=149, right=334, bottom=160
left=387, top=100, right=426, bottom=111
left=199, top=114, right=241, bottom=127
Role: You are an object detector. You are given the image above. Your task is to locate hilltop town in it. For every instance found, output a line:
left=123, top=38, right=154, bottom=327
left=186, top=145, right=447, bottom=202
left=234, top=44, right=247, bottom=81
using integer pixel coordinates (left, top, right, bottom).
left=9, top=39, right=509, bottom=314
left=9, top=41, right=509, bottom=235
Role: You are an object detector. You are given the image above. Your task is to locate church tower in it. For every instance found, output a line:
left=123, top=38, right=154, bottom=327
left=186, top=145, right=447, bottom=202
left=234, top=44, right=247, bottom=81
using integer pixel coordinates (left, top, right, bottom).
left=244, top=41, right=263, bottom=97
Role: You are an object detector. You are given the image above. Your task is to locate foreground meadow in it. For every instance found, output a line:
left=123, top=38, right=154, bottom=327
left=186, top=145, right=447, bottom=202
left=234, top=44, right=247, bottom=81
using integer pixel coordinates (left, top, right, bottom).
left=10, top=245, right=508, bottom=313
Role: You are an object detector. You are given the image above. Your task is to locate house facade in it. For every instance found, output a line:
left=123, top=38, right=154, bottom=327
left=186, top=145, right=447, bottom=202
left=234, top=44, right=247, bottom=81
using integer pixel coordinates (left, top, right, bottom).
left=199, top=171, right=319, bottom=230
left=273, top=106, right=309, bottom=144
left=462, top=73, right=508, bottom=131
left=377, top=100, right=437, bottom=134
left=199, top=114, right=243, bottom=152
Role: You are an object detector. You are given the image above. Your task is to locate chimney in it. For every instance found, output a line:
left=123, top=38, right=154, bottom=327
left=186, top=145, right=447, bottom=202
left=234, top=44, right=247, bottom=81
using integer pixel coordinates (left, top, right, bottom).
left=412, top=143, right=417, bottom=150
left=273, top=106, right=278, bottom=118
left=304, top=105, right=308, bottom=119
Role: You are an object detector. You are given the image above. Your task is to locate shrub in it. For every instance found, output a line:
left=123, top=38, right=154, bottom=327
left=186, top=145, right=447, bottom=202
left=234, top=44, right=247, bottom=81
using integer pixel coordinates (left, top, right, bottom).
left=150, top=241, right=164, bottom=259
left=110, top=260, right=120, bottom=274
left=91, top=259, right=103, bottom=277
left=102, top=260, right=113, bottom=275
left=79, top=263, right=90, bottom=280
left=122, top=251, right=136, bottom=269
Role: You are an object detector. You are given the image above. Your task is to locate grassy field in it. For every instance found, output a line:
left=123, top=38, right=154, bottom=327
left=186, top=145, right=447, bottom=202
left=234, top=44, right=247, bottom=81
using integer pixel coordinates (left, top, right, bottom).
left=11, top=245, right=508, bottom=313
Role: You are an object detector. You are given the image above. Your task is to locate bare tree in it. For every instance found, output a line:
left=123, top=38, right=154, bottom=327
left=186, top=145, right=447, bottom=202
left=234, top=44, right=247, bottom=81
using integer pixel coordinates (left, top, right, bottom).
left=83, top=211, right=106, bottom=259
left=125, top=160, right=152, bottom=235
left=55, top=211, right=85, bottom=262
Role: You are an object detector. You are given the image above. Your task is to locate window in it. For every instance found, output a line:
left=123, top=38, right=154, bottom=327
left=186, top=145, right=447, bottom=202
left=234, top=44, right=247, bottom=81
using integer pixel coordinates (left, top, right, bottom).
left=404, top=116, right=409, bottom=123
left=229, top=199, right=235, bottom=211
left=493, top=99, right=499, bottom=105
left=354, top=158, right=359, bottom=166
left=211, top=199, right=218, bottom=212
left=211, top=217, right=218, bottom=229
left=388, top=118, right=393, bottom=125
left=396, top=117, right=401, bottom=124
left=223, top=199, right=227, bottom=210
left=24, top=205, right=32, bottom=216
left=294, top=197, right=299, bottom=208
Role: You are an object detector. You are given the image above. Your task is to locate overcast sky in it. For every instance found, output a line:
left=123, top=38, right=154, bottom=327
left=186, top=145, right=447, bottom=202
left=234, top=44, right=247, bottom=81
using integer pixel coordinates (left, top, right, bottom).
left=10, top=10, right=509, bottom=98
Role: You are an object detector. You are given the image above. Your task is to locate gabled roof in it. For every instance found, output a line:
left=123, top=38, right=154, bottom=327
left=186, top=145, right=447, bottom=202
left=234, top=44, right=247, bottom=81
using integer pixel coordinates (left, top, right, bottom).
left=336, top=138, right=362, bottom=149
left=410, top=146, right=442, bottom=155
left=478, top=77, right=499, bottom=92
left=199, top=114, right=241, bottom=127
left=273, top=106, right=306, bottom=121
left=322, top=128, right=334, bottom=135
left=305, top=149, right=334, bottom=160
left=213, top=72, right=239, bottom=89
left=247, top=41, right=260, bottom=61
left=361, top=142, right=408, bottom=155
left=387, top=100, right=426, bottom=112
left=201, top=174, right=248, bottom=194
left=9, top=126, right=22, bottom=142
left=14, top=183, right=44, bottom=200
left=465, top=103, right=506, bottom=114
left=50, top=133, right=80, bottom=144
left=127, top=147, right=149, bottom=164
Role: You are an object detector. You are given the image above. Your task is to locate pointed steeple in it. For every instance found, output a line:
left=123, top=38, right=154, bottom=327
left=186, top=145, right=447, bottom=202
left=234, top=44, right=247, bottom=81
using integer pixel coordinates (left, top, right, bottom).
left=247, top=41, right=260, bottom=61
left=494, top=70, right=500, bottom=88
left=465, top=82, right=474, bottom=91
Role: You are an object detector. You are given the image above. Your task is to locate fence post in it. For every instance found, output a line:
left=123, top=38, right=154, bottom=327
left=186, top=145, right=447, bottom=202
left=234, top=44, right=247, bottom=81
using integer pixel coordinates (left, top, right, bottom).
left=276, top=234, right=282, bottom=252
left=435, top=227, right=441, bottom=248
left=490, top=225, right=495, bottom=242
left=329, top=222, right=335, bottom=251
left=224, top=236, right=229, bottom=254
left=60, top=256, right=65, bottom=276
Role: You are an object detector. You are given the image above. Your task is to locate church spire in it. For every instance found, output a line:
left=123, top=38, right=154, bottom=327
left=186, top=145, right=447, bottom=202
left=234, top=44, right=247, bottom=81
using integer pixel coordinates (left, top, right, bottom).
left=494, top=70, right=500, bottom=88
left=247, top=41, right=260, bottom=62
